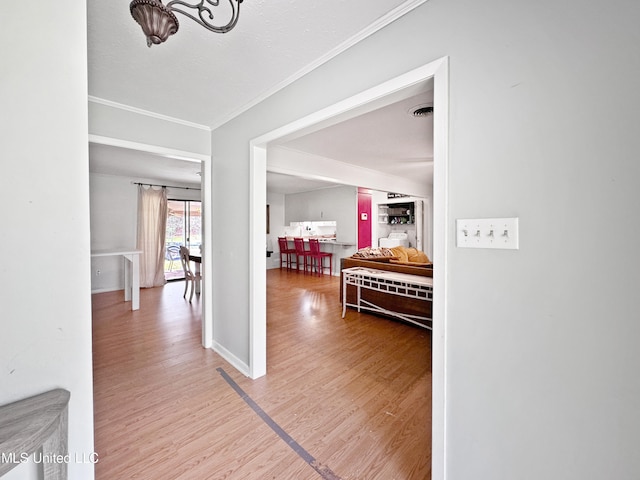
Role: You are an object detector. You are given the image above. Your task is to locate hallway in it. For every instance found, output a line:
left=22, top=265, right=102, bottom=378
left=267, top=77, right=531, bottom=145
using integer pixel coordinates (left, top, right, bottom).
left=92, top=270, right=431, bottom=479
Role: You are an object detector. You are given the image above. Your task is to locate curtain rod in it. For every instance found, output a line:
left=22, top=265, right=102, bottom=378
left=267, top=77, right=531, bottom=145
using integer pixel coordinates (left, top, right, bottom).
left=133, top=181, right=201, bottom=191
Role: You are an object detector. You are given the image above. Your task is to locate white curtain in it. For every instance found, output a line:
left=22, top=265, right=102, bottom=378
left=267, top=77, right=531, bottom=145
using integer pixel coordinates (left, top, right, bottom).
left=137, top=185, right=168, bottom=288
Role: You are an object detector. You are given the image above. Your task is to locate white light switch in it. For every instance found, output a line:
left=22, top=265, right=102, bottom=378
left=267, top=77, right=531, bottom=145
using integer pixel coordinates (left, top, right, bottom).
left=456, top=218, right=519, bottom=249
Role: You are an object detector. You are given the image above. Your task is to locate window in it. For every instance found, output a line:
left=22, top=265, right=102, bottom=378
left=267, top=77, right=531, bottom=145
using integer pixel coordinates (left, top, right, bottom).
left=165, top=200, right=201, bottom=280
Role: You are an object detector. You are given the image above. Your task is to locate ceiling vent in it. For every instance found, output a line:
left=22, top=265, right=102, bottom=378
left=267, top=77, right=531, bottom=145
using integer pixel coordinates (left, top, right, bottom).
left=411, top=105, right=434, bottom=117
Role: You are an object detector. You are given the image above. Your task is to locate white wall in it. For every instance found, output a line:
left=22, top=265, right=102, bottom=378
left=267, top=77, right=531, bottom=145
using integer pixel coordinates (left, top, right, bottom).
left=89, top=101, right=211, bottom=156
left=0, top=1, right=95, bottom=479
left=89, top=173, right=203, bottom=291
left=284, top=186, right=357, bottom=243
left=90, top=174, right=138, bottom=291
left=210, top=1, right=640, bottom=479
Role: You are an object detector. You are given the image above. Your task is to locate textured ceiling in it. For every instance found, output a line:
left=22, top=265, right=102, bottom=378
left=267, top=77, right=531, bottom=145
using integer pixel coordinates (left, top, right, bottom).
left=88, top=0, right=424, bottom=128
left=276, top=91, right=434, bottom=183
left=87, top=0, right=432, bottom=194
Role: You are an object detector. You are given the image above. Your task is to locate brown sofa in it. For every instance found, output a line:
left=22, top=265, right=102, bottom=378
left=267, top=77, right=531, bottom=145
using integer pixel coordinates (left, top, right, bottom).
left=340, top=256, right=433, bottom=328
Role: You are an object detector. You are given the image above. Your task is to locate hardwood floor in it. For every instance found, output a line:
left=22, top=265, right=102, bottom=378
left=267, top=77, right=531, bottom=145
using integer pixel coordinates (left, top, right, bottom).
left=92, top=268, right=432, bottom=479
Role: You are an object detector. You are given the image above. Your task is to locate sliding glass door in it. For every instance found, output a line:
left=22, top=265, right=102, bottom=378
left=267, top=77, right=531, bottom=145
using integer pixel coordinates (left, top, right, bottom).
left=165, top=199, right=202, bottom=280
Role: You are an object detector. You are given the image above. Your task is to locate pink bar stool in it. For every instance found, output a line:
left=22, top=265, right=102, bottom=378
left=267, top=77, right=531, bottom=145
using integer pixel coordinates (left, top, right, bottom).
left=293, top=237, right=312, bottom=273
left=308, top=238, right=333, bottom=276
left=277, top=237, right=297, bottom=269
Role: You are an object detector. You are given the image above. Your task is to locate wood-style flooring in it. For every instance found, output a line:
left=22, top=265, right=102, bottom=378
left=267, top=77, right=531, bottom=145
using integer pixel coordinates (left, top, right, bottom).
left=92, top=268, right=432, bottom=479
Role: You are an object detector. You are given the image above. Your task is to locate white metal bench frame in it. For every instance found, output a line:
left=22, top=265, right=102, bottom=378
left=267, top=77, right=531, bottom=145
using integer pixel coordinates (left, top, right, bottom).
left=341, top=267, right=433, bottom=329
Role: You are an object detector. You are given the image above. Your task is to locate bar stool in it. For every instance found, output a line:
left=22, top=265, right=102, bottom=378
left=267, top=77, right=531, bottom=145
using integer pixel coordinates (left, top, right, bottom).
left=308, top=238, right=333, bottom=276
left=277, top=237, right=297, bottom=269
left=293, top=237, right=312, bottom=273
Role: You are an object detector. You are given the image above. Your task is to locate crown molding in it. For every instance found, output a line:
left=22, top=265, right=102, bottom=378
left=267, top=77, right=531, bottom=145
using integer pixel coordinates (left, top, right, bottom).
left=88, top=96, right=211, bottom=131
left=89, top=0, right=429, bottom=131
left=209, top=0, right=430, bottom=130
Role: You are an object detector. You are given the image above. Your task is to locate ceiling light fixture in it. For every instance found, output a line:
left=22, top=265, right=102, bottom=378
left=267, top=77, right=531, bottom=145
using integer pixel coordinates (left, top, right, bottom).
left=130, top=0, right=243, bottom=47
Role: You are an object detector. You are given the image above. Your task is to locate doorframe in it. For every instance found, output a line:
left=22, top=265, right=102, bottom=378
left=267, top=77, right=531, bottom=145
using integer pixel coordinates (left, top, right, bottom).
left=249, top=57, right=449, bottom=479
left=88, top=135, right=213, bottom=347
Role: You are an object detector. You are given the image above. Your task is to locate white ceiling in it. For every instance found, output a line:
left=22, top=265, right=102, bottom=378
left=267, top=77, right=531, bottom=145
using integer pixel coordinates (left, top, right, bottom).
left=87, top=0, right=432, bottom=194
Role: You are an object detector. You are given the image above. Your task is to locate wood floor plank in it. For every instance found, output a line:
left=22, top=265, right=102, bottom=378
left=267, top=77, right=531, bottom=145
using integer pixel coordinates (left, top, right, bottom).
left=92, top=269, right=431, bottom=479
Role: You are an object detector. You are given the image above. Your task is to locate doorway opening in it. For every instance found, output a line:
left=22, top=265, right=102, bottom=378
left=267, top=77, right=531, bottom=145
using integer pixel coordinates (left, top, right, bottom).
left=249, top=57, right=449, bottom=478
left=88, top=135, right=213, bottom=347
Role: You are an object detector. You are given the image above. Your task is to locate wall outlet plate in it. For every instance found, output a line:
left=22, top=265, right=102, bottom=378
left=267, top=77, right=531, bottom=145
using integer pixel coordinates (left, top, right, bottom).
left=456, top=218, right=519, bottom=249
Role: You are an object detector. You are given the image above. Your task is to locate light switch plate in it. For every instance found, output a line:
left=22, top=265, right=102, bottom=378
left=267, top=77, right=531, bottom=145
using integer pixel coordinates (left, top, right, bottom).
left=456, top=218, right=519, bottom=249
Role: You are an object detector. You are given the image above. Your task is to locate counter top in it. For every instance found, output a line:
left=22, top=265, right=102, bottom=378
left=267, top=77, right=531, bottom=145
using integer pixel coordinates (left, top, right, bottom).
left=284, top=236, right=333, bottom=241
left=319, top=240, right=356, bottom=246
left=284, top=237, right=355, bottom=246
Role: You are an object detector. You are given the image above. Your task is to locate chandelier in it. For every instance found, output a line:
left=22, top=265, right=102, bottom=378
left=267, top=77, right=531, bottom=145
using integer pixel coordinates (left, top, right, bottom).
left=130, top=0, right=243, bottom=47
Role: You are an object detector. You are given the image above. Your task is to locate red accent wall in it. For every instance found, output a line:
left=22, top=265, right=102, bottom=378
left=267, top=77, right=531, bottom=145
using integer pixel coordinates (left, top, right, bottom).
left=357, top=188, right=372, bottom=249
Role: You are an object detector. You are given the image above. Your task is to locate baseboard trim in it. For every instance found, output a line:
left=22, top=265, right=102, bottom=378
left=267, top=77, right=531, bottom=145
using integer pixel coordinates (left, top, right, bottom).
left=91, top=287, right=123, bottom=294
left=211, top=341, right=251, bottom=377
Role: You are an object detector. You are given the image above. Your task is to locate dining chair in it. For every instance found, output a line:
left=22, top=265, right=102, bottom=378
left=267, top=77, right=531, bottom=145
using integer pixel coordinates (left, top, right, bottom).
left=166, top=245, right=180, bottom=272
left=293, top=237, right=312, bottom=273
left=308, top=238, right=333, bottom=276
left=277, top=237, right=297, bottom=270
left=179, top=246, right=201, bottom=302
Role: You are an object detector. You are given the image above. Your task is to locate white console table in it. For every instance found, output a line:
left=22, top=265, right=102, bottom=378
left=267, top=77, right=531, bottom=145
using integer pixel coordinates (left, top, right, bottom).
left=91, top=249, right=142, bottom=310
left=342, top=267, right=433, bottom=329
